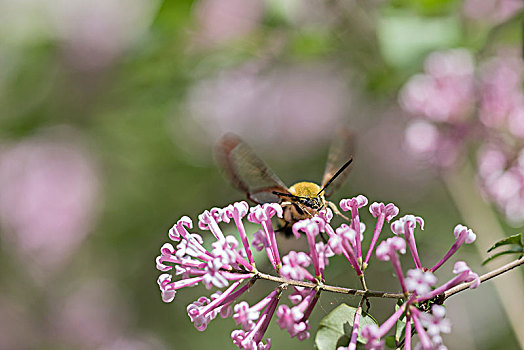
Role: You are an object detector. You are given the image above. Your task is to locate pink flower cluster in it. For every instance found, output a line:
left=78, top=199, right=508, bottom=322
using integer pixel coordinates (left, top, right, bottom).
left=155, top=196, right=478, bottom=349
left=400, top=48, right=524, bottom=223
left=360, top=219, right=478, bottom=350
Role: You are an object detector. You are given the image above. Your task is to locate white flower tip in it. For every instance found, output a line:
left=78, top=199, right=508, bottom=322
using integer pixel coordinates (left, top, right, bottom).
left=178, top=216, right=193, bottom=229
left=369, top=202, right=383, bottom=217
left=160, top=242, right=175, bottom=255
left=453, top=224, right=477, bottom=244
left=432, top=304, right=446, bottom=318
left=416, top=217, right=424, bottom=230
left=452, top=261, right=470, bottom=274
left=162, top=290, right=176, bottom=303
left=468, top=273, right=480, bottom=289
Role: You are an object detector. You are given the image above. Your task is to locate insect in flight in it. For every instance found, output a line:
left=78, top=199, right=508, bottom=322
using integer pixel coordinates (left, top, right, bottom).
left=216, top=128, right=355, bottom=236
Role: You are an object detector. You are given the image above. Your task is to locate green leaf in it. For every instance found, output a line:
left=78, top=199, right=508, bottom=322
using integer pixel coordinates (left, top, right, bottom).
left=385, top=336, right=397, bottom=349
left=487, top=233, right=523, bottom=253
left=482, top=247, right=524, bottom=265
left=394, top=301, right=407, bottom=343
left=315, top=304, right=378, bottom=350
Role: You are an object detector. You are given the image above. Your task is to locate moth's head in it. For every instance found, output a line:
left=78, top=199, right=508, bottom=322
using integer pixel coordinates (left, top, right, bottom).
left=289, top=182, right=325, bottom=210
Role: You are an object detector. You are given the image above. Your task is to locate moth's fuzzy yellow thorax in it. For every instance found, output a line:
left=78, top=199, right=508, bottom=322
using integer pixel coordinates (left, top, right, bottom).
left=289, top=182, right=323, bottom=199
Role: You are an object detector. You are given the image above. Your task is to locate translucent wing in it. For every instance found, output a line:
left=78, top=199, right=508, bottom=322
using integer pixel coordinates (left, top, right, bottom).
left=321, top=127, right=356, bottom=198
left=216, top=133, right=290, bottom=204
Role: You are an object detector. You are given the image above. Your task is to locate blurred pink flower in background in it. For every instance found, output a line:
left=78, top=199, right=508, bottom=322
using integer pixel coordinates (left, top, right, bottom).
left=193, top=0, right=264, bottom=47
left=478, top=52, right=524, bottom=129
left=400, top=46, right=524, bottom=222
left=49, top=280, right=129, bottom=348
left=399, top=49, right=475, bottom=168
left=180, top=63, right=349, bottom=159
left=399, top=49, right=475, bottom=123
left=404, top=120, right=464, bottom=168
left=0, top=0, right=159, bottom=70
left=51, top=0, right=159, bottom=70
left=474, top=52, right=524, bottom=223
left=0, top=130, right=99, bottom=278
left=463, top=0, right=524, bottom=23
left=477, top=143, right=524, bottom=224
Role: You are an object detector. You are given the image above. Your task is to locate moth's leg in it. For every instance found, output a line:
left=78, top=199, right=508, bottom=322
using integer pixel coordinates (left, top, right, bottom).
left=327, top=200, right=350, bottom=221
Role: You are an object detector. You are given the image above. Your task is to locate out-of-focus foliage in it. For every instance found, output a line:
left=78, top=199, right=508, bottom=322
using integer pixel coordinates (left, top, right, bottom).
left=0, top=0, right=522, bottom=349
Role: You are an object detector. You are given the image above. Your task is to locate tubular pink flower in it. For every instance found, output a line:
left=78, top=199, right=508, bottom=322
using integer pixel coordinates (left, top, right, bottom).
left=391, top=215, right=424, bottom=269
left=315, top=241, right=334, bottom=278
left=186, top=281, right=249, bottom=331
left=156, top=254, right=206, bottom=272
left=251, top=229, right=277, bottom=269
left=361, top=324, right=384, bottom=350
left=405, top=313, right=412, bottom=350
left=419, top=305, right=451, bottom=340
left=201, top=255, right=250, bottom=290
left=293, top=219, right=322, bottom=278
left=211, top=291, right=234, bottom=318
left=168, top=215, right=193, bottom=241
left=379, top=299, right=411, bottom=339
left=220, top=280, right=255, bottom=308
left=340, top=195, right=368, bottom=261
left=288, top=286, right=309, bottom=305
left=417, top=261, right=479, bottom=302
left=452, top=261, right=480, bottom=288
left=234, top=301, right=260, bottom=331
left=249, top=204, right=283, bottom=270
left=277, top=289, right=318, bottom=340
left=327, top=229, right=344, bottom=254
left=157, top=274, right=176, bottom=302
left=411, top=310, right=433, bottom=350
left=365, top=202, right=399, bottom=266
left=280, top=251, right=314, bottom=282
left=347, top=304, right=363, bottom=350
left=330, top=224, right=362, bottom=275
left=361, top=297, right=416, bottom=349
left=317, top=209, right=337, bottom=239
left=251, top=229, right=267, bottom=251
left=232, top=288, right=281, bottom=349
left=224, top=201, right=255, bottom=265
left=318, top=208, right=333, bottom=223
left=157, top=274, right=205, bottom=303
left=175, top=232, right=212, bottom=261
left=376, top=237, right=408, bottom=293
left=188, top=296, right=216, bottom=331
left=199, top=281, right=242, bottom=318
left=198, top=209, right=226, bottom=241
left=298, top=289, right=319, bottom=326
left=405, top=269, right=437, bottom=296
left=212, top=235, right=254, bottom=272
left=430, top=224, right=477, bottom=272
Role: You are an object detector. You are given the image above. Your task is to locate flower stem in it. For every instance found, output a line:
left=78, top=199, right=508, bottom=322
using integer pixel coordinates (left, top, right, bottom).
left=254, top=271, right=404, bottom=299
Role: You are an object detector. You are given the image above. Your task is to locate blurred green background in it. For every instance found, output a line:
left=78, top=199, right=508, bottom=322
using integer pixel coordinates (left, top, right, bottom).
left=0, top=0, right=522, bottom=349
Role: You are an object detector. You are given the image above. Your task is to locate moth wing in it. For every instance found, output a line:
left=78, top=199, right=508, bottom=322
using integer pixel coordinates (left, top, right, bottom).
left=216, top=133, right=290, bottom=204
left=321, top=127, right=356, bottom=197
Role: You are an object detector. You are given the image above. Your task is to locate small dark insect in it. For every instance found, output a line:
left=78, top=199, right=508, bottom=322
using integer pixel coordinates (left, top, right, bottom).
left=216, top=128, right=355, bottom=236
